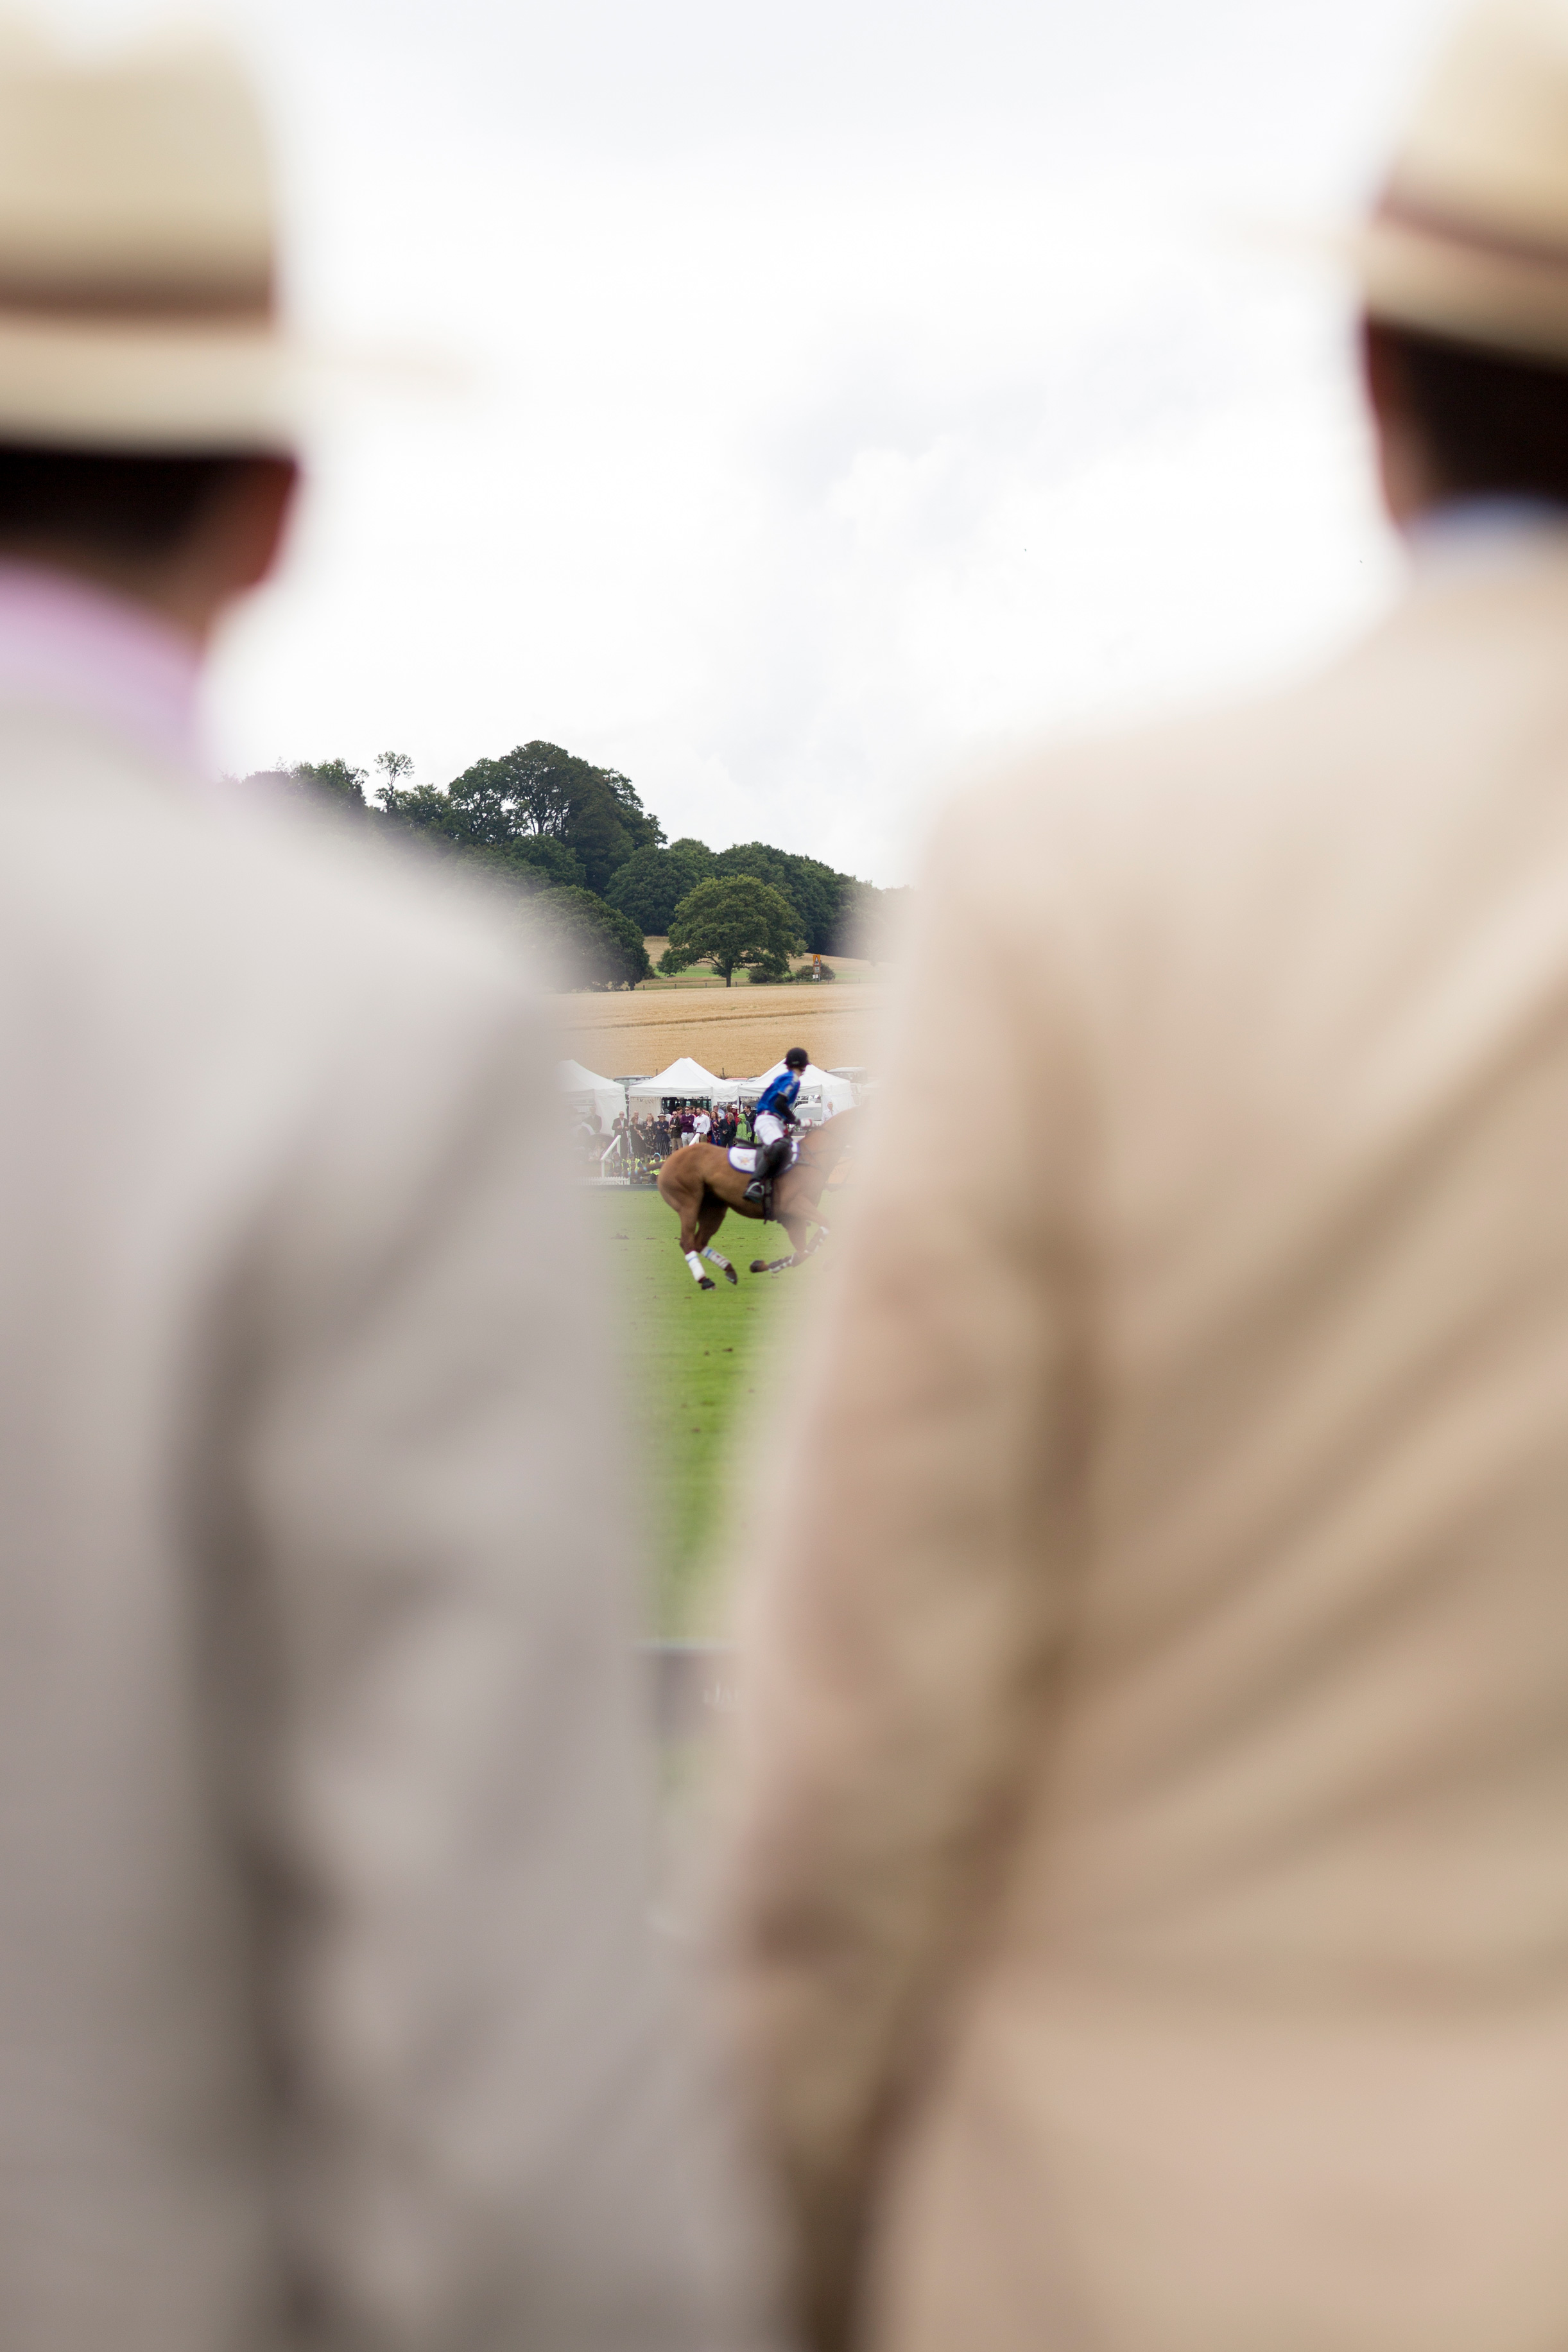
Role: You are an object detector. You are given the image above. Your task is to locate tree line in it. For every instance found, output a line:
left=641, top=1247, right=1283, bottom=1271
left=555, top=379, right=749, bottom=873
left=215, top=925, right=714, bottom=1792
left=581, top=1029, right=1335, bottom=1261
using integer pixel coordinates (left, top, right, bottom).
left=276, top=743, right=910, bottom=992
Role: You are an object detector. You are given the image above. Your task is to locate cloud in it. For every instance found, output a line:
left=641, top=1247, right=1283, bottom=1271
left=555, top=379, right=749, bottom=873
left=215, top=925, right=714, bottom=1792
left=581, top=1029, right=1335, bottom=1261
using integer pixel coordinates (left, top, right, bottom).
left=135, top=0, right=1454, bottom=879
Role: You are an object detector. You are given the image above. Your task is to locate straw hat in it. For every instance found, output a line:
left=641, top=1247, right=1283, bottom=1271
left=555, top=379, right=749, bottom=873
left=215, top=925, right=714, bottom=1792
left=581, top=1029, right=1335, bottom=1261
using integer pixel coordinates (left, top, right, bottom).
left=0, top=15, right=299, bottom=450
left=1357, top=0, right=1568, bottom=364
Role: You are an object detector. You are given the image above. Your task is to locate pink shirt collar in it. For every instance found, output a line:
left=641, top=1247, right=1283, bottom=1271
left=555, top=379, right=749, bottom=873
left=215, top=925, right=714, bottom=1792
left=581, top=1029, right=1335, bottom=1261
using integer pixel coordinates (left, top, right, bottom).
left=0, top=560, right=203, bottom=777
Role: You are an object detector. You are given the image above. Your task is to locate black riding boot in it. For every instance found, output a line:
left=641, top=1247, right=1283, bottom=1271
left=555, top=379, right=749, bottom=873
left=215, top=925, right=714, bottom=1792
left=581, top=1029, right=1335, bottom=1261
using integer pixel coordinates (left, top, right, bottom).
left=745, top=1136, right=788, bottom=1207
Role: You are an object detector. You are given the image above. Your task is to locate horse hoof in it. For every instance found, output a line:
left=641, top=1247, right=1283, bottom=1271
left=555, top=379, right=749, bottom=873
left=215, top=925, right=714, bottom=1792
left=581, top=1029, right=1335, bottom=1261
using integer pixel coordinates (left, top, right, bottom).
left=748, top=1259, right=768, bottom=1274
left=698, top=1275, right=716, bottom=1291
left=723, top=1265, right=739, bottom=1285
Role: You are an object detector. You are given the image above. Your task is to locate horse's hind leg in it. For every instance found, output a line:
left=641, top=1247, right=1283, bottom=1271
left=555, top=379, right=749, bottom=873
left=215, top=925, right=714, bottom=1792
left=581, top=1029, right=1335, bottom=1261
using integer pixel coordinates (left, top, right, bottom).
left=750, top=1214, right=808, bottom=1275
left=695, top=1193, right=739, bottom=1286
left=671, top=1175, right=716, bottom=1290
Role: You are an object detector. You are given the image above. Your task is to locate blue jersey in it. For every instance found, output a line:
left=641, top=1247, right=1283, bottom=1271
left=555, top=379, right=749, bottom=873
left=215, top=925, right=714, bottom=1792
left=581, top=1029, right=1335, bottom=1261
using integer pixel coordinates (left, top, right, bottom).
left=754, top=1071, right=800, bottom=1121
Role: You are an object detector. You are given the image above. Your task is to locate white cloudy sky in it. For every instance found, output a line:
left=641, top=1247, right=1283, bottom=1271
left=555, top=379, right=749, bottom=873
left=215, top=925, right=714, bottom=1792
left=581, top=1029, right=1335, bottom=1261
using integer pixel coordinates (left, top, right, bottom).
left=69, top=0, right=1457, bottom=879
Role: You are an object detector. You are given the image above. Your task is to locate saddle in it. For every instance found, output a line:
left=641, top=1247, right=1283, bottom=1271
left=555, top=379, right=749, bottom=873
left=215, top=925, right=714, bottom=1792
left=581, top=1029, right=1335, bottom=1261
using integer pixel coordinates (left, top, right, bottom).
left=728, top=1138, right=799, bottom=1177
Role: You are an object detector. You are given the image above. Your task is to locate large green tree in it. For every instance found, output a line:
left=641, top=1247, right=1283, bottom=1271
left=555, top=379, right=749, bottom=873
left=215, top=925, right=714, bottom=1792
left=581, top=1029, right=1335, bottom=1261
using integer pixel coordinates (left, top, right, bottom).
left=290, top=757, right=369, bottom=813
left=660, top=874, right=806, bottom=986
left=712, top=840, right=853, bottom=953
left=280, top=738, right=905, bottom=985
left=834, top=879, right=915, bottom=962
left=381, top=740, right=661, bottom=897
left=605, top=835, right=716, bottom=934
left=401, top=842, right=645, bottom=983
left=521, top=886, right=651, bottom=990
left=377, top=782, right=587, bottom=891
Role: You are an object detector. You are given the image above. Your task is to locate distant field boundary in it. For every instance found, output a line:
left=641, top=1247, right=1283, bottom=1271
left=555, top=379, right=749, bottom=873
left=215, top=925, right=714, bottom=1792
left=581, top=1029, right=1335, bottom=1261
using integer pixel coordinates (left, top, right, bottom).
left=630, top=941, right=884, bottom=992
left=564, top=980, right=886, bottom=1035
left=632, top=976, right=856, bottom=992
left=558, top=976, right=890, bottom=1085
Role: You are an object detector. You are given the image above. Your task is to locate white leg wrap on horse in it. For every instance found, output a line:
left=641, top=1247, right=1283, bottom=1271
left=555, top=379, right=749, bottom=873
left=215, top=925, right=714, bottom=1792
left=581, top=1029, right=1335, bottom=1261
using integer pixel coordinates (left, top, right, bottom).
left=703, top=1246, right=731, bottom=1271
left=685, top=1250, right=707, bottom=1283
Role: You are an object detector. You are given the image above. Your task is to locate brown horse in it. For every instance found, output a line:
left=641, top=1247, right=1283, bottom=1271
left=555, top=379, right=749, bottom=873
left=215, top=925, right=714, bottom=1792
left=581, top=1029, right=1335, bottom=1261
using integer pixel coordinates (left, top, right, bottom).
left=656, top=1112, right=857, bottom=1289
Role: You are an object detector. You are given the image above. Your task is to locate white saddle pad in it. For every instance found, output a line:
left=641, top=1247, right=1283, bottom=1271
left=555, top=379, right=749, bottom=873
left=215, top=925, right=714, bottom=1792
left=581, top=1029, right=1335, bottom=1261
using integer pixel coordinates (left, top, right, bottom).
left=727, top=1141, right=799, bottom=1177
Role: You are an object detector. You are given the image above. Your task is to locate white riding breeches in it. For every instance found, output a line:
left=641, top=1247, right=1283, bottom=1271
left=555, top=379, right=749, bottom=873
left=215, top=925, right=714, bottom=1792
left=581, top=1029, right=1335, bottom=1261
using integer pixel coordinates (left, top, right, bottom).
left=755, top=1111, right=786, bottom=1148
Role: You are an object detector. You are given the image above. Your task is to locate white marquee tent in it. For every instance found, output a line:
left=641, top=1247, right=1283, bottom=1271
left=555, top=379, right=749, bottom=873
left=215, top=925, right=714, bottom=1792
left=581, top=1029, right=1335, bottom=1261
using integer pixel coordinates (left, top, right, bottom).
left=625, top=1056, right=725, bottom=1105
left=738, top=1059, right=856, bottom=1122
left=558, top=1059, right=625, bottom=1132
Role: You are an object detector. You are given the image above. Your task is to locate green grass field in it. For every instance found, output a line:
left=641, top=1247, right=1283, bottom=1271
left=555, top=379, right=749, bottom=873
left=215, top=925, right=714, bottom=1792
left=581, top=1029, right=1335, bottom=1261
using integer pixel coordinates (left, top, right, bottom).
left=599, top=1185, right=829, bottom=1634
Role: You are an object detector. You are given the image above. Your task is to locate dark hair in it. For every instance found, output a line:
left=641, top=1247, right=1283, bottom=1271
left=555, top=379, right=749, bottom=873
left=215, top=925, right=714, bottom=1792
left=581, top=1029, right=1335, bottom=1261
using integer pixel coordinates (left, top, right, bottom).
left=1373, top=319, right=1568, bottom=503
left=784, top=1046, right=809, bottom=1069
left=0, top=442, right=255, bottom=558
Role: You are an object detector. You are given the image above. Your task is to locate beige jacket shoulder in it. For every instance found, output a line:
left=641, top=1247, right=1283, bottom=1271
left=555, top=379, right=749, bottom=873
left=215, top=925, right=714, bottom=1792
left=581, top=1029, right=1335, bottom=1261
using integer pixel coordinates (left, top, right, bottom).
left=719, top=535, right=1568, bottom=2352
left=0, top=703, right=773, bottom=2352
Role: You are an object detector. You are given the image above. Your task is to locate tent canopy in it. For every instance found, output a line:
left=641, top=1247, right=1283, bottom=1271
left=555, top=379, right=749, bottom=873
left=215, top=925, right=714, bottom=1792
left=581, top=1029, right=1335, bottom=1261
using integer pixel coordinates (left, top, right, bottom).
left=625, top=1055, right=723, bottom=1103
left=557, top=1058, right=625, bottom=1130
left=738, top=1059, right=856, bottom=1118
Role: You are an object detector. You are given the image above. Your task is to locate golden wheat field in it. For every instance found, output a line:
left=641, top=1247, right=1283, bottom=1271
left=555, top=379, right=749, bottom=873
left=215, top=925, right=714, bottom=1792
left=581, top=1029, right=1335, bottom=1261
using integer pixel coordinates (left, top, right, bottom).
left=557, top=979, right=892, bottom=1078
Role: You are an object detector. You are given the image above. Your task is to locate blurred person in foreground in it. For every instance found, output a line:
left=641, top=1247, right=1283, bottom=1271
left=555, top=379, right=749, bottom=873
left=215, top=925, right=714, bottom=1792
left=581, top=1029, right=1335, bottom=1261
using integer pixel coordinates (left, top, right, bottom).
left=0, top=22, right=774, bottom=2352
left=716, top=4, right=1568, bottom=2348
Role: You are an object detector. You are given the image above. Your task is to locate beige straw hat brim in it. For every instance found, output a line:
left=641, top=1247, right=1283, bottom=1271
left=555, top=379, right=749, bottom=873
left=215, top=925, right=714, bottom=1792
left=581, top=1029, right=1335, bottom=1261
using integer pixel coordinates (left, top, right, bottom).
left=0, top=311, right=306, bottom=451
left=1302, top=1, right=1568, bottom=365
left=0, top=17, right=433, bottom=453
left=0, top=308, right=439, bottom=453
left=1348, top=195, right=1568, bottom=367
left=1243, top=4, right=1568, bottom=367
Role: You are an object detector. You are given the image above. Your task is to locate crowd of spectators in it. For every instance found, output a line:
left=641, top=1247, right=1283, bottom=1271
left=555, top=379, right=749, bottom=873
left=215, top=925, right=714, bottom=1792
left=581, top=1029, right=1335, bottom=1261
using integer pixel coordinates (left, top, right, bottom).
left=571, top=1100, right=754, bottom=1178
left=572, top=1096, right=847, bottom=1177
left=626, top=1101, right=748, bottom=1173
